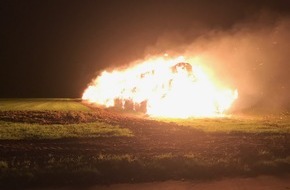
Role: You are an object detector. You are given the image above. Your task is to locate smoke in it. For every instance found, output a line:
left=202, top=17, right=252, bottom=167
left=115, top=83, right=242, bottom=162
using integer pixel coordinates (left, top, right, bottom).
left=144, top=12, right=290, bottom=112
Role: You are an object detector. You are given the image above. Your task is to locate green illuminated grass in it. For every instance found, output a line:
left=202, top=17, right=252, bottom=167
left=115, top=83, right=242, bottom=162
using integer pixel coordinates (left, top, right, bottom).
left=0, top=99, right=91, bottom=112
left=158, top=114, right=290, bottom=133
left=0, top=121, right=132, bottom=139
left=0, top=99, right=289, bottom=188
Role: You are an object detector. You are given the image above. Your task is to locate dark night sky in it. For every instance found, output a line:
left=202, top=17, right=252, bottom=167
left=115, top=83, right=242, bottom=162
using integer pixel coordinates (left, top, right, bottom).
left=1, top=0, right=290, bottom=98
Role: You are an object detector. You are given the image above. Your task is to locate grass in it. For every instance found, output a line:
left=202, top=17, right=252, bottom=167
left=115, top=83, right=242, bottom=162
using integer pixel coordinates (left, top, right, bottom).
left=158, top=114, right=290, bottom=133
left=0, top=99, right=133, bottom=139
left=1, top=153, right=289, bottom=187
left=0, top=99, right=289, bottom=187
left=0, top=121, right=132, bottom=139
left=0, top=98, right=91, bottom=112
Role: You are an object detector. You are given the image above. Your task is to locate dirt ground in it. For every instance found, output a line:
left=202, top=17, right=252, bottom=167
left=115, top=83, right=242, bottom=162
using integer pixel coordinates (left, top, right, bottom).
left=0, top=104, right=290, bottom=188
left=94, top=176, right=290, bottom=190
left=1, top=106, right=289, bottom=161
left=31, top=175, right=290, bottom=190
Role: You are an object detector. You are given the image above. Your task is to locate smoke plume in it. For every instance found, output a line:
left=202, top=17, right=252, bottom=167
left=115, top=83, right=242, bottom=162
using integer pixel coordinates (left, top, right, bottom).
left=144, top=12, right=290, bottom=112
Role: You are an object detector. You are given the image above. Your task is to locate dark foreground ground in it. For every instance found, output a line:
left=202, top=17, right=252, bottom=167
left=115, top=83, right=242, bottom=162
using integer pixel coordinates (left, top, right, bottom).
left=40, top=176, right=290, bottom=190
left=0, top=100, right=289, bottom=189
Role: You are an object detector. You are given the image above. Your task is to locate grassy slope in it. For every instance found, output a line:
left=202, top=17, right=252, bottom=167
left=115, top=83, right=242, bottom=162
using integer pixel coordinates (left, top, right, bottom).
left=0, top=121, right=132, bottom=139
left=159, top=114, right=290, bottom=133
left=0, top=99, right=289, bottom=187
left=0, top=99, right=132, bottom=139
left=0, top=99, right=90, bottom=111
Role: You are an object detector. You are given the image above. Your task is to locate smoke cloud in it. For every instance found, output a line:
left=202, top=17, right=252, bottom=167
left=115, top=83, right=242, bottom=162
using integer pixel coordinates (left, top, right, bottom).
left=143, top=12, right=290, bottom=112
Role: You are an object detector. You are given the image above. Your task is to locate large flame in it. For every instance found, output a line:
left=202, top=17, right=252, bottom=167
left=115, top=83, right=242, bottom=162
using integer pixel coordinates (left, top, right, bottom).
left=82, top=56, right=238, bottom=118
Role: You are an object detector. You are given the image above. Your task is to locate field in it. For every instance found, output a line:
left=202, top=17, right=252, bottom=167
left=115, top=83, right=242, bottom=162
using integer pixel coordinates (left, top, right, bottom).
left=0, top=99, right=289, bottom=188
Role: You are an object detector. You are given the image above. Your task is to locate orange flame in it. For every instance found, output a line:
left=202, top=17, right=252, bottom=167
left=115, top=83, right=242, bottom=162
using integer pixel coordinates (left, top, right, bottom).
left=82, top=56, right=238, bottom=118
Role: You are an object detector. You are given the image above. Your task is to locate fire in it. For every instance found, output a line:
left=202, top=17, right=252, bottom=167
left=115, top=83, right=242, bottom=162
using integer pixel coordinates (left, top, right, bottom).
left=82, top=56, right=238, bottom=118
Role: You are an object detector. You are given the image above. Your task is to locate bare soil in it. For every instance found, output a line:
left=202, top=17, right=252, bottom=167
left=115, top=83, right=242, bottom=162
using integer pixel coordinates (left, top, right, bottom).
left=0, top=104, right=289, bottom=188
left=81, top=176, right=290, bottom=190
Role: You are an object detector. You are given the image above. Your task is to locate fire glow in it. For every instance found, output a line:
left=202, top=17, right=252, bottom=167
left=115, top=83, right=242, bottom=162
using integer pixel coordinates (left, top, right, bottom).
left=82, top=56, right=238, bottom=118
